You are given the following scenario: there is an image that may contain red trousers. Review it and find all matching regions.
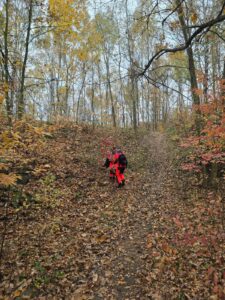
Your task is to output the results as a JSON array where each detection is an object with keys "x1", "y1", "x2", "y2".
[{"x1": 115, "y1": 167, "x2": 125, "y2": 184}]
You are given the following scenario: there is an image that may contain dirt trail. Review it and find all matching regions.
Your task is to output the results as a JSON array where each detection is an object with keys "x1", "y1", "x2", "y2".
[
  {"x1": 1, "y1": 128, "x2": 224, "y2": 299},
  {"x1": 66, "y1": 131, "x2": 178, "y2": 299}
]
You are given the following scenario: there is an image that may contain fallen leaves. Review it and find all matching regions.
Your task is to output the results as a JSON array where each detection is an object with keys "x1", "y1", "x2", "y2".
[
  {"x1": 146, "y1": 234, "x2": 153, "y2": 249},
  {"x1": 94, "y1": 234, "x2": 109, "y2": 244},
  {"x1": 0, "y1": 173, "x2": 21, "y2": 186},
  {"x1": 173, "y1": 216, "x2": 183, "y2": 228},
  {"x1": 1, "y1": 126, "x2": 224, "y2": 299}
]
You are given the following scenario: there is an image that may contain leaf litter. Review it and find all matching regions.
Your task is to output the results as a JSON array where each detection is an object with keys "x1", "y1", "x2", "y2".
[{"x1": 0, "y1": 126, "x2": 224, "y2": 299}]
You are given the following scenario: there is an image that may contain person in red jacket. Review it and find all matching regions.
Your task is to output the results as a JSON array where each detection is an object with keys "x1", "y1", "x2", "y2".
[
  {"x1": 103, "y1": 147, "x2": 116, "y2": 180},
  {"x1": 113, "y1": 147, "x2": 128, "y2": 188}
]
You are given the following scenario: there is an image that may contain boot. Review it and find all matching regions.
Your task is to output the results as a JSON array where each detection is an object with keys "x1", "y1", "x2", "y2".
[{"x1": 117, "y1": 182, "x2": 122, "y2": 188}]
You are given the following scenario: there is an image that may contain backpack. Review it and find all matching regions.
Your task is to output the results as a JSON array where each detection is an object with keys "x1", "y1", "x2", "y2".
[
  {"x1": 104, "y1": 158, "x2": 110, "y2": 168},
  {"x1": 118, "y1": 153, "x2": 128, "y2": 168}
]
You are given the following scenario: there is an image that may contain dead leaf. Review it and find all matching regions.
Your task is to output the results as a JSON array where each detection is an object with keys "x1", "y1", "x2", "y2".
[
  {"x1": 173, "y1": 217, "x2": 183, "y2": 228},
  {"x1": 13, "y1": 290, "x2": 22, "y2": 297},
  {"x1": 146, "y1": 234, "x2": 153, "y2": 249},
  {"x1": 92, "y1": 273, "x2": 98, "y2": 283},
  {"x1": 94, "y1": 235, "x2": 108, "y2": 243},
  {"x1": 161, "y1": 241, "x2": 173, "y2": 254}
]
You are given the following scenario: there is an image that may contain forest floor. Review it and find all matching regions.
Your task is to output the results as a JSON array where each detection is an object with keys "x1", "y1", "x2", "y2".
[{"x1": 0, "y1": 125, "x2": 224, "y2": 299}]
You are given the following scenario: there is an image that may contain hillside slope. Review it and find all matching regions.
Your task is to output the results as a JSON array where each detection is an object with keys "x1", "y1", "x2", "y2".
[{"x1": 0, "y1": 126, "x2": 224, "y2": 299}]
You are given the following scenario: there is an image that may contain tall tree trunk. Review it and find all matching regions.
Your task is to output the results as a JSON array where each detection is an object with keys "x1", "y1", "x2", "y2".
[
  {"x1": 76, "y1": 64, "x2": 86, "y2": 124},
  {"x1": 91, "y1": 64, "x2": 95, "y2": 127},
  {"x1": 152, "y1": 90, "x2": 157, "y2": 131},
  {"x1": 141, "y1": 79, "x2": 145, "y2": 123},
  {"x1": 221, "y1": 57, "x2": 225, "y2": 110},
  {"x1": 3, "y1": 0, "x2": 12, "y2": 123},
  {"x1": 125, "y1": 0, "x2": 137, "y2": 130},
  {"x1": 64, "y1": 55, "x2": 70, "y2": 116},
  {"x1": 162, "y1": 77, "x2": 169, "y2": 124},
  {"x1": 18, "y1": 0, "x2": 33, "y2": 119},
  {"x1": 104, "y1": 55, "x2": 116, "y2": 127},
  {"x1": 176, "y1": 0, "x2": 201, "y2": 133},
  {"x1": 178, "y1": 80, "x2": 184, "y2": 112},
  {"x1": 82, "y1": 82, "x2": 86, "y2": 122},
  {"x1": 136, "y1": 78, "x2": 139, "y2": 126},
  {"x1": 49, "y1": 65, "x2": 55, "y2": 119},
  {"x1": 105, "y1": 83, "x2": 109, "y2": 125},
  {"x1": 146, "y1": 90, "x2": 150, "y2": 128},
  {"x1": 56, "y1": 49, "x2": 62, "y2": 116},
  {"x1": 211, "y1": 41, "x2": 217, "y2": 99},
  {"x1": 97, "y1": 63, "x2": 103, "y2": 126},
  {"x1": 65, "y1": 71, "x2": 69, "y2": 116},
  {"x1": 203, "y1": 37, "x2": 209, "y2": 103},
  {"x1": 118, "y1": 43, "x2": 125, "y2": 128},
  {"x1": 131, "y1": 72, "x2": 137, "y2": 130}
]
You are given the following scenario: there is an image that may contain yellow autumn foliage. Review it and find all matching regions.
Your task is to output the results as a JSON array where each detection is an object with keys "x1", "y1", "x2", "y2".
[
  {"x1": 169, "y1": 51, "x2": 186, "y2": 61},
  {"x1": 49, "y1": 0, "x2": 87, "y2": 36},
  {"x1": 0, "y1": 173, "x2": 21, "y2": 187},
  {"x1": 0, "y1": 118, "x2": 51, "y2": 187},
  {"x1": 0, "y1": 95, "x2": 4, "y2": 105},
  {"x1": 191, "y1": 12, "x2": 198, "y2": 24}
]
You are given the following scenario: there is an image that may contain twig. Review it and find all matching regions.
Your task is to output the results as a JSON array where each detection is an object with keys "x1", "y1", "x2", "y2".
[
  {"x1": 162, "y1": 0, "x2": 185, "y2": 26},
  {"x1": 209, "y1": 29, "x2": 225, "y2": 43},
  {"x1": 143, "y1": 73, "x2": 192, "y2": 101}
]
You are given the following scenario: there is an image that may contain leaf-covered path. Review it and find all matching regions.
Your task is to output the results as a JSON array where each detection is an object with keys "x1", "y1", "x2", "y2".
[
  {"x1": 87, "y1": 132, "x2": 178, "y2": 300},
  {"x1": 1, "y1": 127, "x2": 224, "y2": 299}
]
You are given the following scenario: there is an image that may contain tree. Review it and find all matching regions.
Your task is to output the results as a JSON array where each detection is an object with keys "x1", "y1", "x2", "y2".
[{"x1": 18, "y1": 0, "x2": 33, "y2": 119}]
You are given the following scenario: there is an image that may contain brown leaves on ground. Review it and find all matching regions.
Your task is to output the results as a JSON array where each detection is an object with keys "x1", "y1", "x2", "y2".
[{"x1": 0, "y1": 125, "x2": 224, "y2": 299}]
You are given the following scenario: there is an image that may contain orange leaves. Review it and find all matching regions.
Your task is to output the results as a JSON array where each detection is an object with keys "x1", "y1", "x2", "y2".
[
  {"x1": 193, "y1": 88, "x2": 204, "y2": 96},
  {"x1": 191, "y1": 12, "x2": 198, "y2": 24},
  {"x1": 146, "y1": 234, "x2": 153, "y2": 249},
  {"x1": 0, "y1": 94, "x2": 4, "y2": 105},
  {"x1": 160, "y1": 241, "x2": 175, "y2": 255},
  {"x1": 0, "y1": 173, "x2": 21, "y2": 186},
  {"x1": 179, "y1": 97, "x2": 225, "y2": 174},
  {"x1": 219, "y1": 78, "x2": 225, "y2": 91}
]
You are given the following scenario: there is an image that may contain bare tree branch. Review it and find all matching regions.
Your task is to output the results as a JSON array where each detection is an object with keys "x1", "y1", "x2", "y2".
[
  {"x1": 162, "y1": 0, "x2": 185, "y2": 26},
  {"x1": 209, "y1": 29, "x2": 225, "y2": 43},
  {"x1": 146, "y1": 1, "x2": 159, "y2": 29},
  {"x1": 140, "y1": 8, "x2": 225, "y2": 76},
  {"x1": 144, "y1": 73, "x2": 192, "y2": 101}
]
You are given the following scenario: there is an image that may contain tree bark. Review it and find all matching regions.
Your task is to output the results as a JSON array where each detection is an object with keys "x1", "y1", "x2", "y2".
[
  {"x1": 125, "y1": 0, "x2": 137, "y2": 130},
  {"x1": 176, "y1": 0, "x2": 201, "y2": 133},
  {"x1": 76, "y1": 64, "x2": 86, "y2": 124},
  {"x1": 222, "y1": 57, "x2": 225, "y2": 109},
  {"x1": 3, "y1": 0, "x2": 12, "y2": 123},
  {"x1": 104, "y1": 54, "x2": 116, "y2": 127},
  {"x1": 91, "y1": 63, "x2": 95, "y2": 127},
  {"x1": 18, "y1": 0, "x2": 33, "y2": 119},
  {"x1": 118, "y1": 43, "x2": 126, "y2": 128},
  {"x1": 203, "y1": 37, "x2": 209, "y2": 103}
]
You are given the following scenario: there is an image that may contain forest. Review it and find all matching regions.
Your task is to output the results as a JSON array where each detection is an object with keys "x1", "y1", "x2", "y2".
[{"x1": 0, "y1": 0, "x2": 225, "y2": 299}]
